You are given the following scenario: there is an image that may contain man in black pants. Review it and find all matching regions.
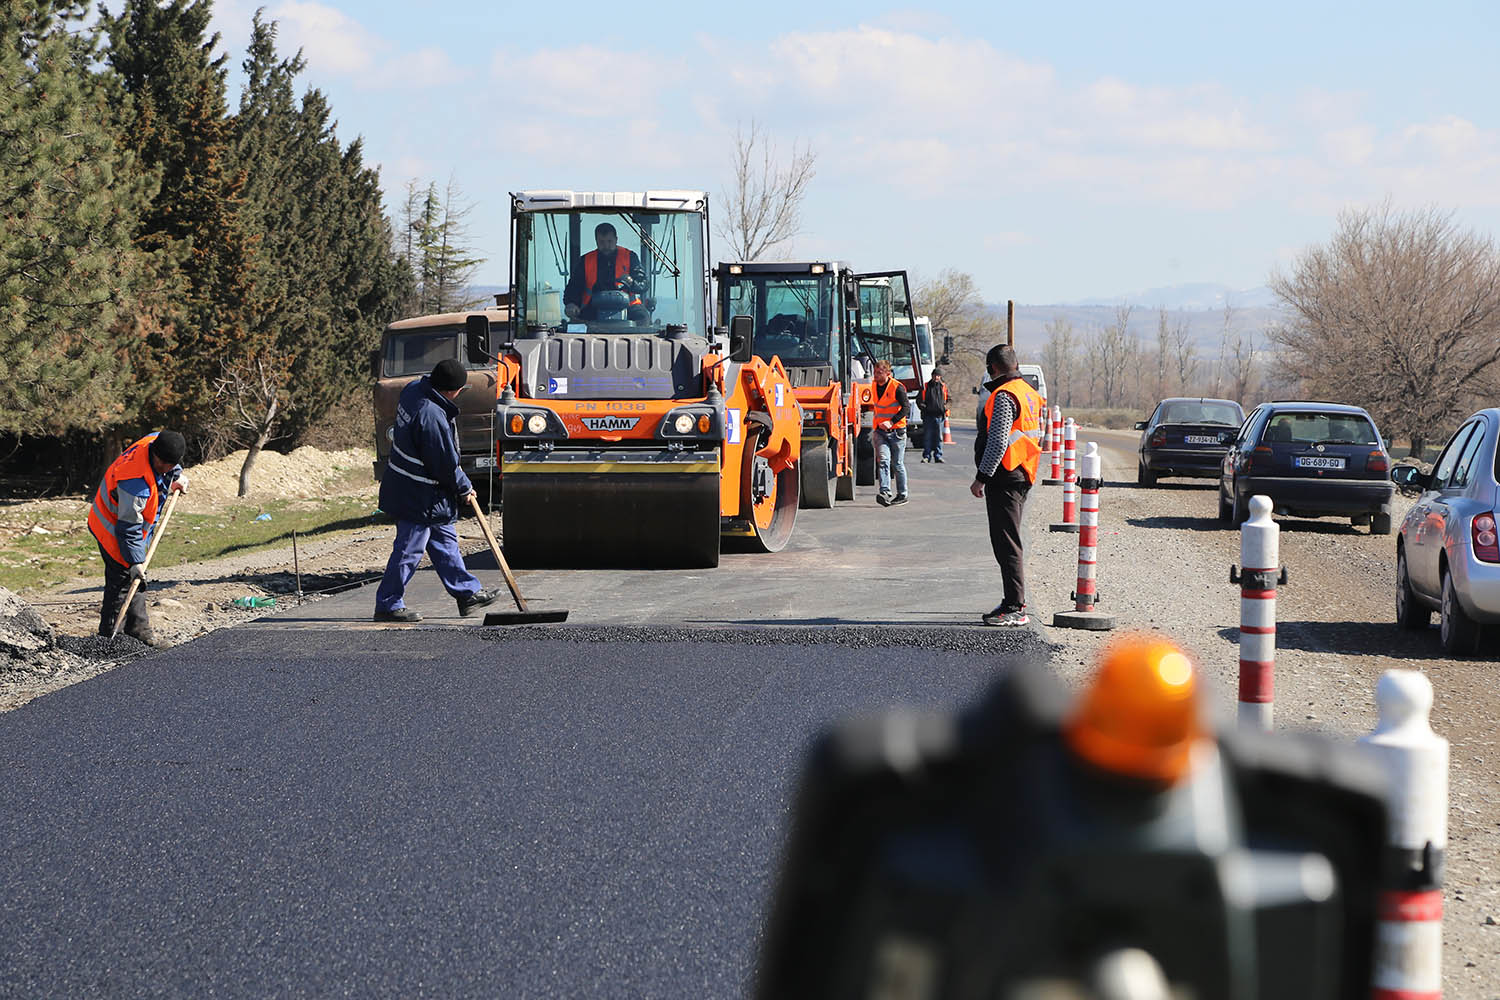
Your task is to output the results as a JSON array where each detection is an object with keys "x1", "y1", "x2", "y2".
[{"x1": 970, "y1": 344, "x2": 1045, "y2": 626}]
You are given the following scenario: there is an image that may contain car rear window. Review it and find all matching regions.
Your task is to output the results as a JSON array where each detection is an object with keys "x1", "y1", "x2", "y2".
[
  {"x1": 384, "y1": 328, "x2": 460, "y2": 377},
  {"x1": 1262, "y1": 412, "x2": 1378, "y2": 446},
  {"x1": 1161, "y1": 402, "x2": 1242, "y2": 425}
]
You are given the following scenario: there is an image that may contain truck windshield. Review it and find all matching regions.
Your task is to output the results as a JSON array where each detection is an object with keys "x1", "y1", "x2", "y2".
[
  {"x1": 517, "y1": 209, "x2": 706, "y2": 336},
  {"x1": 722, "y1": 273, "x2": 838, "y2": 369},
  {"x1": 383, "y1": 327, "x2": 459, "y2": 377},
  {"x1": 854, "y1": 275, "x2": 917, "y2": 376}
]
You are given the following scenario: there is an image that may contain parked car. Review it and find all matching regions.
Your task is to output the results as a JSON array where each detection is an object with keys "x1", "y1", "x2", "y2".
[
  {"x1": 1218, "y1": 401, "x2": 1394, "y2": 532},
  {"x1": 1392, "y1": 408, "x2": 1500, "y2": 653},
  {"x1": 1134, "y1": 397, "x2": 1244, "y2": 486}
]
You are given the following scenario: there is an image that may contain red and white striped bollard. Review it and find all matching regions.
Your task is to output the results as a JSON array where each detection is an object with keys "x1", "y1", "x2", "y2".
[
  {"x1": 1049, "y1": 418, "x2": 1078, "y2": 532},
  {"x1": 1232, "y1": 495, "x2": 1282, "y2": 730},
  {"x1": 1043, "y1": 406, "x2": 1063, "y2": 485},
  {"x1": 1053, "y1": 441, "x2": 1114, "y2": 629},
  {"x1": 1361, "y1": 670, "x2": 1447, "y2": 1000}
]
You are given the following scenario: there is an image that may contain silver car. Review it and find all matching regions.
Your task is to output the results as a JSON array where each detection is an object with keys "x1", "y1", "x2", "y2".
[{"x1": 1393, "y1": 408, "x2": 1500, "y2": 653}]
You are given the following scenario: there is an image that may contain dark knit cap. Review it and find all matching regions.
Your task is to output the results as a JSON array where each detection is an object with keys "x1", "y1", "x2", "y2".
[
  {"x1": 430, "y1": 359, "x2": 467, "y2": 391},
  {"x1": 149, "y1": 430, "x2": 186, "y2": 466}
]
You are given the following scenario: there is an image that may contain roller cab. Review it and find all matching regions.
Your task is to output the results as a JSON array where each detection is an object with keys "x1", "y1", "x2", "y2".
[
  {"x1": 716, "y1": 262, "x2": 923, "y2": 502},
  {"x1": 492, "y1": 190, "x2": 802, "y2": 568}
]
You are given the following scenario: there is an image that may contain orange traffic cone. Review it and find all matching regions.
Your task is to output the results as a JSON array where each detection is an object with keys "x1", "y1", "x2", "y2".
[{"x1": 942, "y1": 418, "x2": 954, "y2": 444}]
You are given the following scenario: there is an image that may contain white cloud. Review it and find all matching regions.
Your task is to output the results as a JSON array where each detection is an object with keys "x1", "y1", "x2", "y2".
[{"x1": 266, "y1": 1, "x2": 384, "y2": 76}]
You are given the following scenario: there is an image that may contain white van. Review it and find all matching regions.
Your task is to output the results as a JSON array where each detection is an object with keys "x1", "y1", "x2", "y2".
[{"x1": 1017, "y1": 364, "x2": 1048, "y2": 410}]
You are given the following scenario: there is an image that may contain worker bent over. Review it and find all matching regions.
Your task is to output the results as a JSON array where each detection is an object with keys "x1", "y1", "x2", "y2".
[
  {"x1": 374, "y1": 359, "x2": 497, "y2": 623},
  {"x1": 87, "y1": 430, "x2": 188, "y2": 647}
]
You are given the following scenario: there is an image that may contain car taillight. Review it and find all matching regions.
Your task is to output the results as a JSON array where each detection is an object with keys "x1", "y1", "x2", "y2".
[
  {"x1": 1365, "y1": 451, "x2": 1389, "y2": 475},
  {"x1": 1249, "y1": 445, "x2": 1274, "y2": 471},
  {"x1": 1149, "y1": 429, "x2": 1167, "y2": 448},
  {"x1": 1473, "y1": 513, "x2": 1499, "y2": 563}
]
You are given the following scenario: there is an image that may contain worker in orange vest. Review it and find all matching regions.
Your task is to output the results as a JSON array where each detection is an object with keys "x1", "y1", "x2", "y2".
[
  {"x1": 86, "y1": 430, "x2": 188, "y2": 646},
  {"x1": 970, "y1": 345, "x2": 1044, "y2": 627},
  {"x1": 564, "y1": 222, "x2": 648, "y2": 323},
  {"x1": 871, "y1": 360, "x2": 911, "y2": 506}
]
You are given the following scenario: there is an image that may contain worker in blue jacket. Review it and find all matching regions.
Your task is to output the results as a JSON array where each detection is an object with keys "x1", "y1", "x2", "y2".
[{"x1": 374, "y1": 359, "x2": 496, "y2": 622}]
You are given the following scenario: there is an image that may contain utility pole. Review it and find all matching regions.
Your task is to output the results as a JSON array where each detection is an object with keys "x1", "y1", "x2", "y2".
[{"x1": 1007, "y1": 300, "x2": 1014, "y2": 346}]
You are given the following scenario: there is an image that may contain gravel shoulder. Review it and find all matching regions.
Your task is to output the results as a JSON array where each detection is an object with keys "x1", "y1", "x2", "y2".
[{"x1": 1028, "y1": 427, "x2": 1499, "y2": 996}]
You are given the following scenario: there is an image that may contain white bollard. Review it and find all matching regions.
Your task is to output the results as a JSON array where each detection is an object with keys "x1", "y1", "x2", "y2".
[
  {"x1": 1043, "y1": 407, "x2": 1063, "y2": 485},
  {"x1": 1053, "y1": 442, "x2": 1114, "y2": 630},
  {"x1": 1361, "y1": 671, "x2": 1448, "y2": 1000},
  {"x1": 1049, "y1": 418, "x2": 1079, "y2": 532},
  {"x1": 1233, "y1": 495, "x2": 1281, "y2": 730}
]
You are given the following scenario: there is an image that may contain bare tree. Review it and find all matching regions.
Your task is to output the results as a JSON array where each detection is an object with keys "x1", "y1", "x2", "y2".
[
  {"x1": 1041, "y1": 316, "x2": 1076, "y2": 407},
  {"x1": 214, "y1": 355, "x2": 287, "y2": 497},
  {"x1": 717, "y1": 120, "x2": 817, "y2": 261},
  {"x1": 1172, "y1": 320, "x2": 1200, "y2": 395},
  {"x1": 1227, "y1": 329, "x2": 1258, "y2": 405},
  {"x1": 1269, "y1": 202, "x2": 1500, "y2": 455},
  {"x1": 1094, "y1": 305, "x2": 1134, "y2": 407}
]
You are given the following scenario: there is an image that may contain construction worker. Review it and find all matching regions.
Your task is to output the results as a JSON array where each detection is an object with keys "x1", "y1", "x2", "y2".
[
  {"x1": 970, "y1": 345, "x2": 1044, "y2": 627},
  {"x1": 87, "y1": 430, "x2": 188, "y2": 647},
  {"x1": 919, "y1": 368, "x2": 949, "y2": 463},
  {"x1": 871, "y1": 359, "x2": 910, "y2": 506},
  {"x1": 374, "y1": 359, "x2": 497, "y2": 623},
  {"x1": 564, "y1": 222, "x2": 648, "y2": 322}
]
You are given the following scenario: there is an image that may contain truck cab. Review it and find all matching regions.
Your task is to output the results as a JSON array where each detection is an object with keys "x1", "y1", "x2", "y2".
[{"x1": 371, "y1": 303, "x2": 510, "y2": 485}]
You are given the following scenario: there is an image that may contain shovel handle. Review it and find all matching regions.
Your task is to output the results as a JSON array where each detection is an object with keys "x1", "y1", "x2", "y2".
[
  {"x1": 110, "y1": 490, "x2": 181, "y2": 639},
  {"x1": 470, "y1": 495, "x2": 528, "y2": 613}
]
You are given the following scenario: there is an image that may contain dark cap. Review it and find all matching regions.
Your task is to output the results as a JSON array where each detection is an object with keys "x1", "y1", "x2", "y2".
[
  {"x1": 430, "y1": 359, "x2": 467, "y2": 391},
  {"x1": 148, "y1": 430, "x2": 186, "y2": 466},
  {"x1": 932, "y1": 368, "x2": 943, "y2": 378}
]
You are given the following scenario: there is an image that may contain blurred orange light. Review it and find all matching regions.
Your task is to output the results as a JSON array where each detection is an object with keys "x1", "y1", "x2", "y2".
[
  {"x1": 1064, "y1": 634, "x2": 1205, "y2": 784},
  {"x1": 698, "y1": 414, "x2": 711, "y2": 433},
  {"x1": 509, "y1": 414, "x2": 523, "y2": 434}
]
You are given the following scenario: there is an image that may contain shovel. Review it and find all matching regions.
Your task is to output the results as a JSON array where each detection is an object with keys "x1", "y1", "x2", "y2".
[
  {"x1": 109, "y1": 490, "x2": 181, "y2": 640},
  {"x1": 469, "y1": 495, "x2": 569, "y2": 625}
]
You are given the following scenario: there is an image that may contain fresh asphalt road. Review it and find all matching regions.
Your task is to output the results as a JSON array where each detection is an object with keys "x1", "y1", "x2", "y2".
[{"x1": 0, "y1": 426, "x2": 1051, "y2": 998}]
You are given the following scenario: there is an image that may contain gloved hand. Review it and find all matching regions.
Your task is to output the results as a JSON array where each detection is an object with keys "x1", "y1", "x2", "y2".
[
  {"x1": 463, "y1": 489, "x2": 478, "y2": 508},
  {"x1": 128, "y1": 563, "x2": 148, "y2": 584},
  {"x1": 170, "y1": 472, "x2": 189, "y2": 495}
]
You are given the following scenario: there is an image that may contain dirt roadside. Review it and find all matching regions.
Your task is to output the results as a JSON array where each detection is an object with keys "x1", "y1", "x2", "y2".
[{"x1": 0, "y1": 445, "x2": 498, "y2": 712}]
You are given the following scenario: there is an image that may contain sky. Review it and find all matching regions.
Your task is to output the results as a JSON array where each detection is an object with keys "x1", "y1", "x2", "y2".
[{"x1": 205, "y1": 0, "x2": 1500, "y2": 306}]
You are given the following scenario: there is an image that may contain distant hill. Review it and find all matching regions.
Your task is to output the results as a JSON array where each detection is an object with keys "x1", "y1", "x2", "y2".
[{"x1": 1061, "y1": 283, "x2": 1279, "y2": 311}]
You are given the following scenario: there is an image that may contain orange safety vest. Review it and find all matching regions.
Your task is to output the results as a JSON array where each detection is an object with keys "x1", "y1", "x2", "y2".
[
  {"x1": 872, "y1": 378, "x2": 907, "y2": 430},
  {"x1": 88, "y1": 433, "x2": 163, "y2": 566},
  {"x1": 984, "y1": 377, "x2": 1045, "y2": 483},
  {"x1": 581, "y1": 249, "x2": 641, "y2": 308}
]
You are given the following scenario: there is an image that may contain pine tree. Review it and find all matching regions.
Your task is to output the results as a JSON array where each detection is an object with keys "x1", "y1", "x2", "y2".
[
  {"x1": 0, "y1": 1, "x2": 156, "y2": 443},
  {"x1": 100, "y1": 0, "x2": 254, "y2": 443},
  {"x1": 397, "y1": 177, "x2": 484, "y2": 316}
]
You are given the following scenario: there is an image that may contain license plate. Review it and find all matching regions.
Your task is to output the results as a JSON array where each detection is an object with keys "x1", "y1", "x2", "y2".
[
  {"x1": 473, "y1": 456, "x2": 495, "y2": 469},
  {"x1": 1295, "y1": 456, "x2": 1345, "y2": 470},
  {"x1": 1185, "y1": 435, "x2": 1219, "y2": 444}
]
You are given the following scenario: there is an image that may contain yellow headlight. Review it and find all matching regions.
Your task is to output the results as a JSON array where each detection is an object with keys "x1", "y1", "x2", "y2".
[
  {"x1": 674, "y1": 414, "x2": 694, "y2": 434},
  {"x1": 527, "y1": 413, "x2": 547, "y2": 434}
]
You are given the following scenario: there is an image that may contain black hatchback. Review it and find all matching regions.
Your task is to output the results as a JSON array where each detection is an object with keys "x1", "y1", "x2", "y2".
[
  {"x1": 1135, "y1": 397, "x2": 1244, "y2": 485},
  {"x1": 1218, "y1": 401, "x2": 1395, "y2": 533}
]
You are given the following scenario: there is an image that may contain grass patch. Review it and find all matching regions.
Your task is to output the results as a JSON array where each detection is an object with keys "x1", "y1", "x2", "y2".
[
  {"x1": 2, "y1": 496, "x2": 386, "y2": 595},
  {"x1": 1063, "y1": 407, "x2": 1142, "y2": 430}
]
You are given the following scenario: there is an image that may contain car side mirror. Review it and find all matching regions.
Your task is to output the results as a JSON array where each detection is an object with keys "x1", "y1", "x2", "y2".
[
  {"x1": 465, "y1": 314, "x2": 491, "y2": 364},
  {"x1": 1134, "y1": 421, "x2": 1147, "y2": 430},
  {"x1": 1391, "y1": 465, "x2": 1429, "y2": 491},
  {"x1": 729, "y1": 314, "x2": 754, "y2": 362},
  {"x1": 370, "y1": 348, "x2": 382, "y2": 379}
]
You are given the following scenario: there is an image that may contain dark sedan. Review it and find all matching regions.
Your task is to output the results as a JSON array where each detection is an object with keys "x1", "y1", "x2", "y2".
[
  {"x1": 1219, "y1": 401, "x2": 1394, "y2": 533},
  {"x1": 1135, "y1": 397, "x2": 1244, "y2": 485}
]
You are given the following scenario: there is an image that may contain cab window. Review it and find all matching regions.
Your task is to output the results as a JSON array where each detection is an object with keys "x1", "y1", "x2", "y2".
[{"x1": 384, "y1": 328, "x2": 459, "y2": 377}]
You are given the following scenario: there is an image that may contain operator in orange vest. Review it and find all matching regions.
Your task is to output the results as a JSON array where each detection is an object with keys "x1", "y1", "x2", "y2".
[
  {"x1": 871, "y1": 359, "x2": 911, "y2": 506},
  {"x1": 970, "y1": 345, "x2": 1044, "y2": 627},
  {"x1": 564, "y1": 222, "x2": 648, "y2": 323},
  {"x1": 87, "y1": 430, "x2": 188, "y2": 646}
]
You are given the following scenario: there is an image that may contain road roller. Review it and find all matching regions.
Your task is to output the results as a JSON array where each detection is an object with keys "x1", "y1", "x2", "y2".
[
  {"x1": 469, "y1": 190, "x2": 803, "y2": 568},
  {"x1": 714, "y1": 262, "x2": 924, "y2": 507}
]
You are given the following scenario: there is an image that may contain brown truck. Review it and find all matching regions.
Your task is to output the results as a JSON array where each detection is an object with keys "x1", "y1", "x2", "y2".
[{"x1": 371, "y1": 303, "x2": 510, "y2": 490}]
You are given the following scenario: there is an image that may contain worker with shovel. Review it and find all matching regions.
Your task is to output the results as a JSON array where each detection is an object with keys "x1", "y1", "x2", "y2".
[
  {"x1": 87, "y1": 430, "x2": 188, "y2": 648},
  {"x1": 374, "y1": 359, "x2": 498, "y2": 623}
]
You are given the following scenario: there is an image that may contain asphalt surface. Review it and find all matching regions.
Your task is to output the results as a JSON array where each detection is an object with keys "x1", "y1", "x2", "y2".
[{"x1": 0, "y1": 425, "x2": 1054, "y2": 998}]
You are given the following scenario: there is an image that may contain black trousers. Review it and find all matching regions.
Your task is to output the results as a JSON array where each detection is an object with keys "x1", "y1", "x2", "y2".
[
  {"x1": 97, "y1": 542, "x2": 150, "y2": 640},
  {"x1": 983, "y1": 468, "x2": 1031, "y2": 610}
]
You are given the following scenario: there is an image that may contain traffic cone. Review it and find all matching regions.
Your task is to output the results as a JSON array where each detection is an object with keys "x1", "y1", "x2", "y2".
[{"x1": 942, "y1": 418, "x2": 953, "y2": 444}]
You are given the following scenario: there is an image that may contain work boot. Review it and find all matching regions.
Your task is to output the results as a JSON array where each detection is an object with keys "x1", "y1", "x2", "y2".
[
  {"x1": 876, "y1": 492, "x2": 893, "y2": 507},
  {"x1": 457, "y1": 589, "x2": 499, "y2": 616},
  {"x1": 889, "y1": 494, "x2": 908, "y2": 506},
  {"x1": 373, "y1": 607, "x2": 422, "y2": 623},
  {"x1": 128, "y1": 630, "x2": 172, "y2": 650}
]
